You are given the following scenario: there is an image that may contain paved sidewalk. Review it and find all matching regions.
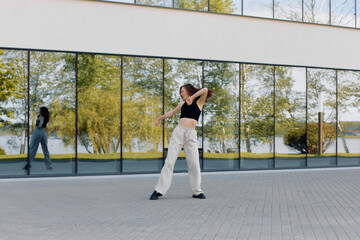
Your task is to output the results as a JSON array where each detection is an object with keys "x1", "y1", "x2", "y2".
[{"x1": 1, "y1": 168, "x2": 360, "y2": 240}]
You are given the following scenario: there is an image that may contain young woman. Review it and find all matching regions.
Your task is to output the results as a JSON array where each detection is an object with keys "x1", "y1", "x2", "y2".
[
  {"x1": 23, "y1": 107, "x2": 52, "y2": 170},
  {"x1": 150, "y1": 84, "x2": 213, "y2": 200}
]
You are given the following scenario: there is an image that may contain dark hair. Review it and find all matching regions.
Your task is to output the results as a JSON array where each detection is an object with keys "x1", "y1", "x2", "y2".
[
  {"x1": 180, "y1": 84, "x2": 214, "y2": 102},
  {"x1": 40, "y1": 107, "x2": 50, "y2": 120}
]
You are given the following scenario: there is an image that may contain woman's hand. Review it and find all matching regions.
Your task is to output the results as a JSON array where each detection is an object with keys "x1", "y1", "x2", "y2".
[
  {"x1": 186, "y1": 97, "x2": 193, "y2": 105},
  {"x1": 155, "y1": 118, "x2": 161, "y2": 127}
]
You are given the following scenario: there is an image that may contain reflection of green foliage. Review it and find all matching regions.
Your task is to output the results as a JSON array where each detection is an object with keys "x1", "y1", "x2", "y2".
[
  {"x1": 123, "y1": 57, "x2": 163, "y2": 153},
  {"x1": 210, "y1": 0, "x2": 235, "y2": 13},
  {"x1": 0, "y1": 50, "x2": 23, "y2": 126},
  {"x1": 174, "y1": 0, "x2": 234, "y2": 12},
  {"x1": 175, "y1": 0, "x2": 208, "y2": 10},
  {"x1": 77, "y1": 54, "x2": 121, "y2": 154},
  {"x1": 204, "y1": 62, "x2": 238, "y2": 153},
  {"x1": 241, "y1": 65, "x2": 275, "y2": 152},
  {"x1": 284, "y1": 123, "x2": 336, "y2": 154},
  {"x1": 0, "y1": 147, "x2": 5, "y2": 155}
]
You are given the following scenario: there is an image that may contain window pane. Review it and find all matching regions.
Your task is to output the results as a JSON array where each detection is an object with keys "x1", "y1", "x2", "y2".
[
  {"x1": 174, "y1": 0, "x2": 209, "y2": 11},
  {"x1": 122, "y1": 57, "x2": 163, "y2": 173},
  {"x1": 0, "y1": 50, "x2": 28, "y2": 176},
  {"x1": 304, "y1": 0, "x2": 330, "y2": 24},
  {"x1": 331, "y1": 0, "x2": 355, "y2": 27},
  {"x1": 337, "y1": 71, "x2": 360, "y2": 166},
  {"x1": 275, "y1": 67, "x2": 306, "y2": 168},
  {"x1": 164, "y1": 59, "x2": 203, "y2": 172},
  {"x1": 243, "y1": 0, "x2": 273, "y2": 18},
  {"x1": 137, "y1": 0, "x2": 173, "y2": 7},
  {"x1": 203, "y1": 62, "x2": 239, "y2": 170},
  {"x1": 29, "y1": 51, "x2": 76, "y2": 175},
  {"x1": 307, "y1": 69, "x2": 336, "y2": 167},
  {"x1": 240, "y1": 64, "x2": 274, "y2": 169},
  {"x1": 77, "y1": 54, "x2": 121, "y2": 174},
  {"x1": 210, "y1": 0, "x2": 242, "y2": 14},
  {"x1": 357, "y1": 0, "x2": 360, "y2": 28},
  {"x1": 275, "y1": 0, "x2": 302, "y2": 21},
  {"x1": 101, "y1": 0, "x2": 134, "y2": 3}
]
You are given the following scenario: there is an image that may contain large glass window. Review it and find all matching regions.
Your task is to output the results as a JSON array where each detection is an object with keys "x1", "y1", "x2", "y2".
[
  {"x1": 174, "y1": 0, "x2": 209, "y2": 11},
  {"x1": 337, "y1": 70, "x2": 360, "y2": 166},
  {"x1": 240, "y1": 64, "x2": 274, "y2": 169},
  {"x1": 164, "y1": 59, "x2": 203, "y2": 172},
  {"x1": 0, "y1": 50, "x2": 28, "y2": 176},
  {"x1": 210, "y1": 0, "x2": 241, "y2": 14},
  {"x1": 203, "y1": 62, "x2": 239, "y2": 170},
  {"x1": 307, "y1": 68, "x2": 336, "y2": 167},
  {"x1": 29, "y1": 51, "x2": 76, "y2": 175},
  {"x1": 274, "y1": 0, "x2": 303, "y2": 21},
  {"x1": 122, "y1": 57, "x2": 163, "y2": 173},
  {"x1": 243, "y1": 0, "x2": 273, "y2": 18},
  {"x1": 77, "y1": 54, "x2": 121, "y2": 174},
  {"x1": 275, "y1": 67, "x2": 307, "y2": 168},
  {"x1": 331, "y1": 0, "x2": 355, "y2": 27},
  {"x1": 304, "y1": 0, "x2": 330, "y2": 24}
]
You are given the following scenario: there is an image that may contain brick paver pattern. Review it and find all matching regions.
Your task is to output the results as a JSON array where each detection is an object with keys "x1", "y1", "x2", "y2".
[{"x1": 1, "y1": 167, "x2": 360, "y2": 240}]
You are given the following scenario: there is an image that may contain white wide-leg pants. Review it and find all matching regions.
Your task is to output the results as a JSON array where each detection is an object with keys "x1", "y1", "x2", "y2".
[{"x1": 155, "y1": 125, "x2": 203, "y2": 196}]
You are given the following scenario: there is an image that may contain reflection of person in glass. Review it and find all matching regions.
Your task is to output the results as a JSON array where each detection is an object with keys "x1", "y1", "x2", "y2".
[
  {"x1": 23, "y1": 107, "x2": 52, "y2": 170},
  {"x1": 150, "y1": 84, "x2": 213, "y2": 200}
]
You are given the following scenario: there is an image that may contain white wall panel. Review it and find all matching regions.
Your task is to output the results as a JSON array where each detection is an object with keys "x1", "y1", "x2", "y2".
[{"x1": 0, "y1": 0, "x2": 359, "y2": 70}]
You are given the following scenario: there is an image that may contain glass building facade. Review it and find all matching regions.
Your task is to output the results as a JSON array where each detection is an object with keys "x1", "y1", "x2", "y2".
[
  {"x1": 0, "y1": 48, "x2": 359, "y2": 177},
  {"x1": 102, "y1": 0, "x2": 360, "y2": 28}
]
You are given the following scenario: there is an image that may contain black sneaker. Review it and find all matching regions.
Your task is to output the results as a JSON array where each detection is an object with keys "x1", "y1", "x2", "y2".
[
  {"x1": 192, "y1": 193, "x2": 206, "y2": 199},
  {"x1": 149, "y1": 191, "x2": 162, "y2": 200},
  {"x1": 23, "y1": 164, "x2": 31, "y2": 170}
]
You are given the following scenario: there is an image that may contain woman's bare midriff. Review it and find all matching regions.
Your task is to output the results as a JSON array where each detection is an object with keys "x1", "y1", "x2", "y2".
[{"x1": 179, "y1": 118, "x2": 197, "y2": 128}]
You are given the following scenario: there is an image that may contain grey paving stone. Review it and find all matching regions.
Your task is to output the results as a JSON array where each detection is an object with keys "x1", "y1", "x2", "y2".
[{"x1": 1, "y1": 167, "x2": 360, "y2": 240}]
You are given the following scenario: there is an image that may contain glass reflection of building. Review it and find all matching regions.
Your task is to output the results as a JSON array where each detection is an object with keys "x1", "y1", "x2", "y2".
[{"x1": 0, "y1": 0, "x2": 359, "y2": 178}]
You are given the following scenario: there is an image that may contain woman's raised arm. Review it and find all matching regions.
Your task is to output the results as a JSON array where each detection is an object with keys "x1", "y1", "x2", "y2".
[{"x1": 155, "y1": 101, "x2": 184, "y2": 127}]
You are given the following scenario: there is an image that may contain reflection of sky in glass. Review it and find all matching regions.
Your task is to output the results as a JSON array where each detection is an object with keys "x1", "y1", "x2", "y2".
[
  {"x1": 331, "y1": 0, "x2": 355, "y2": 27},
  {"x1": 243, "y1": 0, "x2": 273, "y2": 18},
  {"x1": 275, "y1": 0, "x2": 302, "y2": 21},
  {"x1": 304, "y1": 0, "x2": 330, "y2": 24}
]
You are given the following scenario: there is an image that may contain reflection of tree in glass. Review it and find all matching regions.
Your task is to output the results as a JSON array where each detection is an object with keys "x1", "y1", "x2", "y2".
[
  {"x1": 0, "y1": 50, "x2": 28, "y2": 154},
  {"x1": 337, "y1": 71, "x2": 360, "y2": 153},
  {"x1": 204, "y1": 62, "x2": 238, "y2": 153},
  {"x1": 137, "y1": 0, "x2": 172, "y2": 7},
  {"x1": 274, "y1": 0, "x2": 302, "y2": 21},
  {"x1": 304, "y1": 0, "x2": 330, "y2": 24},
  {"x1": 241, "y1": 64, "x2": 275, "y2": 153},
  {"x1": 331, "y1": 0, "x2": 355, "y2": 27},
  {"x1": 285, "y1": 122, "x2": 336, "y2": 154},
  {"x1": 30, "y1": 52, "x2": 76, "y2": 154},
  {"x1": 77, "y1": 54, "x2": 120, "y2": 154},
  {"x1": 307, "y1": 69, "x2": 336, "y2": 124},
  {"x1": 123, "y1": 57, "x2": 163, "y2": 153},
  {"x1": 175, "y1": 0, "x2": 209, "y2": 10},
  {"x1": 275, "y1": 66, "x2": 306, "y2": 143},
  {"x1": 210, "y1": 0, "x2": 235, "y2": 13}
]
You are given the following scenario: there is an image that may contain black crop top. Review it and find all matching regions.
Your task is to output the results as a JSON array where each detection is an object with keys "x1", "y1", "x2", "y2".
[{"x1": 180, "y1": 101, "x2": 201, "y2": 121}]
